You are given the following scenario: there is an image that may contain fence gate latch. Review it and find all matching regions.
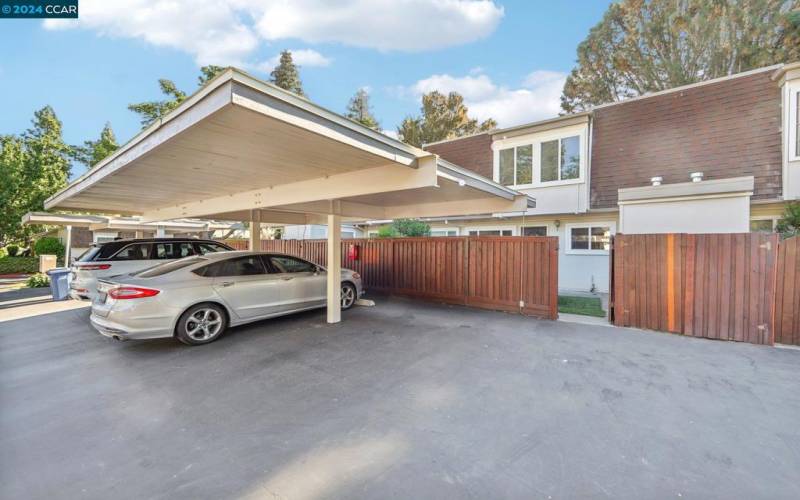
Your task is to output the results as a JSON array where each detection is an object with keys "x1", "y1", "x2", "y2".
[{"x1": 759, "y1": 241, "x2": 772, "y2": 251}]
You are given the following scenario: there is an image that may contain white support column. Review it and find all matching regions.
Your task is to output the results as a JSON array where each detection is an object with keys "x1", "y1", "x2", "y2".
[
  {"x1": 326, "y1": 212, "x2": 342, "y2": 324},
  {"x1": 155, "y1": 226, "x2": 166, "y2": 237},
  {"x1": 249, "y1": 209, "x2": 262, "y2": 251},
  {"x1": 64, "y1": 225, "x2": 72, "y2": 266},
  {"x1": 135, "y1": 230, "x2": 145, "y2": 238}
]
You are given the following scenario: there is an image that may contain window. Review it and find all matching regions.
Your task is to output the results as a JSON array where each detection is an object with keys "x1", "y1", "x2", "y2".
[
  {"x1": 522, "y1": 226, "x2": 547, "y2": 236},
  {"x1": 195, "y1": 242, "x2": 229, "y2": 255},
  {"x1": 136, "y1": 257, "x2": 205, "y2": 278},
  {"x1": 498, "y1": 144, "x2": 533, "y2": 186},
  {"x1": 268, "y1": 255, "x2": 317, "y2": 273},
  {"x1": 567, "y1": 224, "x2": 613, "y2": 254},
  {"x1": 430, "y1": 229, "x2": 458, "y2": 237},
  {"x1": 750, "y1": 219, "x2": 776, "y2": 233},
  {"x1": 541, "y1": 135, "x2": 580, "y2": 183},
  {"x1": 468, "y1": 229, "x2": 513, "y2": 236},
  {"x1": 111, "y1": 243, "x2": 151, "y2": 261},
  {"x1": 198, "y1": 256, "x2": 265, "y2": 277},
  {"x1": 153, "y1": 242, "x2": 197, "y2": 260}
]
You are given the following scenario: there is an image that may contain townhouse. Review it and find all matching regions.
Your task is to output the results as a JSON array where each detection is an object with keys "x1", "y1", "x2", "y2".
[{"x1": 400, "y1": 62, "x2": 800, "y2": 293}]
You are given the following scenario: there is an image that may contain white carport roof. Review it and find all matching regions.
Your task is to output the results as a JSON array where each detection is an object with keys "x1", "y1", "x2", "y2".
[
  {"x1": 21, "y1": 212, "x2": 233, "y2": 232},
  {"x1": 45, "y1": 68, "x2": 533, "y2": 223}
]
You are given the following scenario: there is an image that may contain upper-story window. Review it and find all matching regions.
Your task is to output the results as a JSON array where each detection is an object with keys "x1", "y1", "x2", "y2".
[
  {"x1": 498, "y1": 145, "x2": 532, "y2": 186},
  {"x1": 541, "y1": 136, "x2": 580, "y2": 182},
  {"x1": 494, "y1": 126, "x2": 584, "y2": 188}
]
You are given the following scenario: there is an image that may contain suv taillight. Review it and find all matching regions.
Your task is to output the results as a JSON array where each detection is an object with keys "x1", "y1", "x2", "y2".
[
  {"x1": 77, "y1": 263, "x2": 112, "y2": 271},
  {"x1": 108, "y1": 287, "x2": 160, "y2": 300}
]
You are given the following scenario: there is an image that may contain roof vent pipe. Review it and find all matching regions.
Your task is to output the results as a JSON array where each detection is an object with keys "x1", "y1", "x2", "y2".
[
  {"x1": 650, "y1": 176, "x2": 663, "y2": 186},
  {"x1": 690, "y1": 172, "x2": 704, "y2": 183}
]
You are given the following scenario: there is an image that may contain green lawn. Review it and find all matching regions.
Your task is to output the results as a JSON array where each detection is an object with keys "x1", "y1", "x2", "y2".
[{"x1": 558, "y1": 295, "x2": 606, "y2": 317}]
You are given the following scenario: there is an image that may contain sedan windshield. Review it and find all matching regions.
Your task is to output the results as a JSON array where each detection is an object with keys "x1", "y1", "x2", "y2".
[{"x1": 134, "y1": 257, "x2": 206, "y2": 278}]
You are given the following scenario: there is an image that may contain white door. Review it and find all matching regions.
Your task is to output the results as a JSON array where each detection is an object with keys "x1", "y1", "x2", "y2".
[
  {"x1": 211, "y1": 255, "x2": 283, "y2": 320},
  {"x1": 266, "y1": 255, "x2": 326, "y2": 309}
]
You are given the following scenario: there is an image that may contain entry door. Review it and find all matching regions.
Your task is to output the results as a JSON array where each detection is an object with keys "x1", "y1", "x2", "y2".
[
  {"x1": 211, "y1": 255, "x2": 283, "y2": 319},
  {"x1": 265, "y1": 255, "x2": 327, "y2": 310}
]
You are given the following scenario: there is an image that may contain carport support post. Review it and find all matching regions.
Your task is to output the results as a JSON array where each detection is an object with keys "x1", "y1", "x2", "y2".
[
  {"x1": 327, "y1": 210, "x2": 342, "y2": 324},
  {"x1": 249, "y1": 209, "x2": 261, "y2": 251},
  {"x1": 64, "y1": 225, "x2": 72, "y2": 266}
]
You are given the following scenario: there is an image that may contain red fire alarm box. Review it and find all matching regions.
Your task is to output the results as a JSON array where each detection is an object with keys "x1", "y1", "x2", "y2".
[{"x1": 347, "y1": 243, "x2": 359, "y2": 261}]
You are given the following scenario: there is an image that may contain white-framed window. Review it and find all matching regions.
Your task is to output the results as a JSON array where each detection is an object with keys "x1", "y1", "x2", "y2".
[
  {"x1": 498, "y1": 144, "x2": 533, "y2": 186},
  {"x1": 750, "y1": 217, "x2": 778, "y2": 233},
  {"x1": 565, "y1": 223, "x2": 615, "y2": 255},
  {"x1": 93, "y1": 232, "x2": 118, "y2": 244},
  {"x1": 341, "y1": 231, "x2": 356, "y2": 239},
  {"x1": 466, "y1": 226, "x2": 515, "y2": 236},
  {"x1": 430, "y1": 229, "x2": 458, "y2": 237},
  {"x1": 521, "y1": 225, "x2": 548, "y2": 236},
  {"x1": 493, "y1": 124, "x2": 586, "y2": 188},
  {"x1": 367, "y1": 230, "x2": 379, "y2": 238},
  {"x1": 787, "y1": 81, "x2": 800, "y2": 162}
]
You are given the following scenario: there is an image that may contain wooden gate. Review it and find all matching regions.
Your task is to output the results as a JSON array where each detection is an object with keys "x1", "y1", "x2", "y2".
[
  {"x1": 609, "y1": 233, "x2": 778, "y2": 345},
  {"x1": 775, "y1": 235, "x2": 800, "y2": 345},
  {"x1": 225, "y1": 237, "x2": 559, "y2": 319}
]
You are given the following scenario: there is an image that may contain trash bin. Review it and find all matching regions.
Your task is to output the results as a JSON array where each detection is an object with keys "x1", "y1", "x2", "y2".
[{"x1": 46, "y1": 267, "x2": 72, "y2": 301}]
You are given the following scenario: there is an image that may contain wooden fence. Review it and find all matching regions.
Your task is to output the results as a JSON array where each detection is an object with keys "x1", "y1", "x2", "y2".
[
  {"x1": 775, "y1": 235, "x2": 800, "y2": 345},
  {"x1": 223, "y1": 237, "x2": 559, "y2": 319},
  {"x1": 610, "y1": 233, "x2": 779, "y2": 345}
]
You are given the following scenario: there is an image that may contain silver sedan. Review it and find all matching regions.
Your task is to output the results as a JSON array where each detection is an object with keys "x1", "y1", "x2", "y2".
[{"x1": 90, "y1": 251, "x2": 364, "y2": 345}]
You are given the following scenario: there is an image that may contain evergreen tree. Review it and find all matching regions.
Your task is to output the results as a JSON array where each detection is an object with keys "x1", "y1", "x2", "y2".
[
  {"x1": 345, "y1": 88, "x2": 380, "y2": 130},
  {"x1": 561, "y1": 0, "x2": 800, "y2": 113},
  {"x1": 129, "y1": 65, "x2": 227, "y2": 128},
  {"x1": 198, "y1": 65, "x2": 225, "y2": 85},
  {"x1": 0, "y1": 106, "x2": 72, "y2": 243},
  {"x1": 397, "y1": 91, "x2": 496, "y2": 147},
  {"x1": 73, "y1": 123, "x2": 118, "y2": 167},
  {"x1": 270, "y1": 50, "x2": 305, "y2": 96}
]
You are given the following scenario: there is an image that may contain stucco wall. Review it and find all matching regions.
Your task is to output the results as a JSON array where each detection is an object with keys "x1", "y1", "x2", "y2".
[{"x1": 620, "y1": 196, "x2": 750, "y2": 234}]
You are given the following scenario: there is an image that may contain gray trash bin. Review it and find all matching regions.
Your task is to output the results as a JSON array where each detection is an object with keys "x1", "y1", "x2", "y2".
[{"x1": 46, "y1": 267, "x2": 72, "y2": 301}]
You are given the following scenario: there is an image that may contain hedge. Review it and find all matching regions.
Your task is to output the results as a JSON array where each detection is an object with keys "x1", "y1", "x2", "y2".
[{"x1": 0, "y1": 257, "x2": 40, "y2": 274}]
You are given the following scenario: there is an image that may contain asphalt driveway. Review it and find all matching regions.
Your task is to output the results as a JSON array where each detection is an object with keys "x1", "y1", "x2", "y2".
[{"x1": 2, "y1": 294, "x2": 800, "y2": 499}]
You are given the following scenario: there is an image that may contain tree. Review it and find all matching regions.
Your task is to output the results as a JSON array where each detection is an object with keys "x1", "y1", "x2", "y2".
[
  {"x1": 73, "y1": 122, "x2": 118, "y2": 168},
  {"x1": 397, "y1": 91, "x2": 497, "y2": 147},
  {"x1": 776, "y1": 202, "x2": 800, "y2": 238},
  {"x1": 129, "y1": 65, "x2": 227, "y2": 127},
  {"x1": 198, "y1": 65, "x2": 225, "y2": 85},
  {"x1": 377, "y1": 219, "x2": 431, "y2": 237},
  {"x1": 345, "y1": 88, "x2": 380, "y2": 129},
  {"x1": 561, "y1": 0, "x2": 800, "y2": 113},
  {"x1": 0, "y1": 106, "x2": 72, "y2": 244},
  {"x1": 270, "y1": 50, "x2": 305, "y2": 96}
]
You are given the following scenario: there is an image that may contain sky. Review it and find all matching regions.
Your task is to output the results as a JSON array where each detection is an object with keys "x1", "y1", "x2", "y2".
[{"x1": 0, "y1": 0, "x2": 612, "y2": 179}]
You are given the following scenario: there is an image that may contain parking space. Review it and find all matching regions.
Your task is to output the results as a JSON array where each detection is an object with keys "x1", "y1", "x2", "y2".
[{"x1": 2, "y1": 295, "x2": 800, "y2": 499}]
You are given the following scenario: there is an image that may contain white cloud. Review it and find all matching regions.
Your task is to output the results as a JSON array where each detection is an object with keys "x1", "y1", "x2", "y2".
[
  {"x1": 43, "y1": 0, "x2": 258, "y2": 65},
  {"x1": 43, "y1": 0, "x2": 503, "y2": 65},
  {"x1": 251, "y1": 0, "x2": 504, "y2": 52},
  {"x1": 258, "y1": 49, "x2": 333, "y2": 73},
  {"x1": 407, "y1": 69, "x2": 567, "y2": 127}
]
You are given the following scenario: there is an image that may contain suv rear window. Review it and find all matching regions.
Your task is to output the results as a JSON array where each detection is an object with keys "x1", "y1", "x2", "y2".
[{"x1": 153, "y1": 242, "x2": 197, "y2": 260}]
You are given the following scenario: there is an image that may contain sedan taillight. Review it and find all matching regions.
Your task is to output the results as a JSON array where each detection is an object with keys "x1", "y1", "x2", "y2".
[
  {"x1": 108, "y1": 286, "x2": 160, "y2": 300},
  {"x1": 77, "y1": 263, "x2": 112, "y2": 271}
]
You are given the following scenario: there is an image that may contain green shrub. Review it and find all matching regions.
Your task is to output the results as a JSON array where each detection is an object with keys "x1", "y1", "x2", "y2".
[
  {"x1": 377, "y1": 226, "x2": 399, "y2": 238},
  {"x1": 0, "y1": 247, "x2": 7, "y2": 259},
  {"x1": 34, "y1": 237, "x2": 65, "y2": 259},
  {"x1": 26, "y1": 273, "x2": 50, "y2": 288},
  {"x1": 0, "y1": 257, "x2": 39, "y2": 274},
  {"x1": 7, "y1": 245, "x2": 19, "y2": 257},
  {"x1": 392, "y1": 218, "x2": 431, "y2": 237}
]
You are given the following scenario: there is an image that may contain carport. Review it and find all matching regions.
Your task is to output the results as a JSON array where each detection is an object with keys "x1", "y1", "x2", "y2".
[{"x1": 45, "y1": 68, "x2": 534, "y2": 323}]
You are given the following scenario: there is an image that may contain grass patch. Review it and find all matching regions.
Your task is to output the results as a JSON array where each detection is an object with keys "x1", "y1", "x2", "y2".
[
  {"x1": 0, "y1": 256, "x2": 39, "y2": 274},
  {"x1": 558, "y1": 295, "x2": 606, "y2": 317}
]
